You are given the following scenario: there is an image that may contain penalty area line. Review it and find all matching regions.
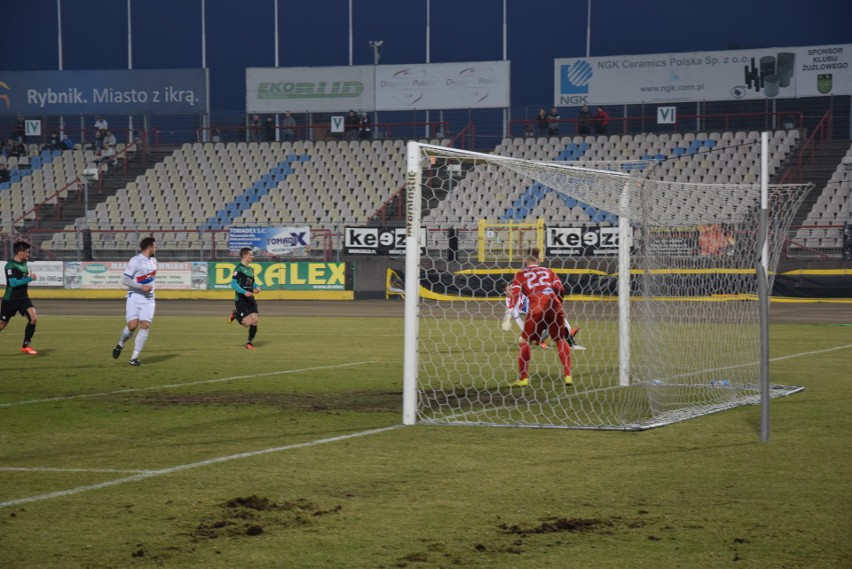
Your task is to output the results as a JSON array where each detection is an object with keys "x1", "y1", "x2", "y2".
[
  {"x1": 0, "y1": 361, "x2": 377, "y2": 409},
  {"x1": 0, "y1": 425, "x2": 402, "y2": 510}
]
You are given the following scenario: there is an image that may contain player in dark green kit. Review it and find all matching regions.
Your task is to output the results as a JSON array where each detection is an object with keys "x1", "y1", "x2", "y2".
[
  {"x1": 227, "y1": 247, "x2": 261, "y2": 349},
  {"x1": 1, "y1": 241, "x2": 39, "y2": 355}
]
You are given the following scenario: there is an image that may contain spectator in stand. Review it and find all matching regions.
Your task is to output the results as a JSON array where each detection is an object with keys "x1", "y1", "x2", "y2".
[
  {"x1": 103, "y1": 130, "x2": 117, "y2": 148},
  {"x1": 11, "y1": 140, "x2": 27, "y2": 158},
  {"x1": 94, "y1": 115, "x2": 108, "y2": 134},
  {"x1": 358, "y1": 112, "x2": 371, "y2": 140},
  {"x1": 90, "y1": 130, "x2": 104, "y2": 151},
  {"x1": 42, "y1": 132, "x2": 61, "y2": 152},
  {"x1": 345, "y1": 110, "x2": 359, "y2": 141},
  {"x1": 281, "y1": 112, "x2": 296, "y2": 142},
  {"x1": 524, "y1": 123, "x2": 535, "y2": 137},
  {"x1": 1, "y1": 140, "x2": 11, "y2": 158},
  {"x1": 0, "y1": 164, "x2": 10, "y2": 184},
  {"x1": 12, "y1": 114, "x2": 26, "y2": 142},
  {"x1": 593, "y1": 106, "x2": 609, "y2": 135},
  {"x1": 264, "y1": 116, "x2": 276, "y2": 142},
  {"x1": 60, "y1": 132, "x2": 74, "y2": 151},
  {"x1": 249, "y1": 114, "x2": 261, "y2": 142},
  {"x1": 576, "y1": 105, "x2": 593, "y2": 135},
  {"x1": 98, "y1": 142, "x2": 116, "y2": 171},
  {"x1": 547, "y1": 106, "x2": 560, "y2": 136},
  {"x1": 536, "y1": 107, "x2": 549, "y2": 137}
]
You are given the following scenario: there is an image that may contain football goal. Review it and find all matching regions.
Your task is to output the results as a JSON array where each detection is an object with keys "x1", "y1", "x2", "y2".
[{"x1": 401, "y1": 138, "x2": 811, "y2": 431}]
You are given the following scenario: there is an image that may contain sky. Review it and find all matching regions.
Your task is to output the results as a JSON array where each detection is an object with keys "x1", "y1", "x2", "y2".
[{"x1": 0, "y1": 0, "x2": 850, "y2": 111}]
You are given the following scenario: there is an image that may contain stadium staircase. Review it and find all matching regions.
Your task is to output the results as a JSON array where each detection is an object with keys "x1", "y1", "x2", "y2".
[
  {"x1": 368, "y1": 160, "x2": 474, "y2": 226},
  {"x1": 23, "y1": 148, "x2": 173, "y2": 249},
  {"x1": 782, "y1": 140, "x2": 850, "y2": 226},
  {"x1": 201, "y1": 154, "x2": 309, "y2": 230}
]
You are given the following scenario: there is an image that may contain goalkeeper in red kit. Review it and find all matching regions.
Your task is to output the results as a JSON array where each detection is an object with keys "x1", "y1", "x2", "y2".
[{"x1": 503, "y1": 248, "x2": 574, "y2": 387}]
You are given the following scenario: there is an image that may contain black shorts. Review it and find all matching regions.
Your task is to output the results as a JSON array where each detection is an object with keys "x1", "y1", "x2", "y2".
[
  {"x1": 0, "y1": 297, "x2": 34, "y2": 322},
  {"x1": 234, "y1": 298, "x2": 259, "y2": 323}
]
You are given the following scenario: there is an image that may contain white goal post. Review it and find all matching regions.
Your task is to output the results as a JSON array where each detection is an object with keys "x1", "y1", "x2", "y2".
[{"x1": 402, "y1": 139, "x2": 810, "y2": 432}]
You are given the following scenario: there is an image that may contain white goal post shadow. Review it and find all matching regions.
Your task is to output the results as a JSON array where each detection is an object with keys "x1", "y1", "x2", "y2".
[{"x1": 401, "y1": 137, "x2": 812, "y2": 440}]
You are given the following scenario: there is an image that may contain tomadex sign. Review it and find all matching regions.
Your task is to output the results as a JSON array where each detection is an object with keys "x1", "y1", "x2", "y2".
[
  {"x1": 546, "y1": 226, "x2": 621, "y2": 257},
  {"x1": 228, "y1": 226, "x2": 311, "y2": 256},
  {"x1": 344, "y1": 226, "x2": 426, "y2": 256}
]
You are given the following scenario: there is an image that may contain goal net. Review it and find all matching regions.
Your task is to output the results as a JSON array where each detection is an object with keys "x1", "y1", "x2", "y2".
[{"x1": 401, "y1": 141, "x2": 811, "y2": 430}]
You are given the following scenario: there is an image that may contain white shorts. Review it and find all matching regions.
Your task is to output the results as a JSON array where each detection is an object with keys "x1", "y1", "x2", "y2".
[{"x1": 125, "y1": 293, "x2": 155, "y2": 323}]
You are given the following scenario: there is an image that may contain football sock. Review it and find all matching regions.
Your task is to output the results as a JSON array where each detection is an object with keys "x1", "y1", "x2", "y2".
[
  {"x1": 248, "y1": 325, "x2": 257, "y2": 343},
  {"x1": 118, "y1": 326, "x2": 133, "y2": 347},
  {"x1": 131, "y1": 328, "x2": 148, "y2": 359},
  {"x1": 518, "y1": 343, "x2": 531, "y2": 378},
  {"x1": 23, "y1": 323, "x2": 36, "y2": 346},
  {"x1": 557, "y1": 339, "x2": 572, "y2": 377}
]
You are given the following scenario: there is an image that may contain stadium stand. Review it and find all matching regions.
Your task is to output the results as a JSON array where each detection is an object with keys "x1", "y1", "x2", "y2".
[
  {"x1": 23, "y1": 130, "x2": 850, "y2": 259},
  {"x1": 789, "y1": 141, "x2": 852, "y2": 253},
  {"x1": 424, "y1": 130, "x2": 803, "y2": 226}
]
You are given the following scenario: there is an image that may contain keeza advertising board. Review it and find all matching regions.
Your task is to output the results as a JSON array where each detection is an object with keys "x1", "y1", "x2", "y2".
[
  {"x1": 545, "y1": 226, "x2": 621, "y2": 257},
  {"x1": 554, "y1": 44, "x2": 851, "y2": 106},
  {"x1": 343, "y1": 226, "x2": 426, "y2": 256}
]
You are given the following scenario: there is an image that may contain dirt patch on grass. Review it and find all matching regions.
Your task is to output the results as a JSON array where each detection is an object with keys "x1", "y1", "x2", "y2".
[
  {"x1": 191, "y1": 495, "x2": 342, "y2": 541},
  {"x1": 117, "y1": 390, "x2": 400, "y2": 413},
  {"x1": 500, "y1": 517, "x2": 616, "y2": 535}
]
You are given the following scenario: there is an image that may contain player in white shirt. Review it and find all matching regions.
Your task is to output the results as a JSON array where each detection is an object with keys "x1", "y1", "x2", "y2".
[
  {"x1": 501, "y1": 281, "x2": 584, "y2": 351},
  {"x1": 503, "y1": 281, "x2": 549, "y2": 349},
  {"x1": 112, "y1": 237, "x2": 157, "y2": 366}
]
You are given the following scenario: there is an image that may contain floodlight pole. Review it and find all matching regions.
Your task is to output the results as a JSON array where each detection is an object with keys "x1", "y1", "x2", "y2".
[
  {"x1": 759, "y1": 131, "x2": 770, "y2": 442},
  {"x1": 369, "y1": 40, "x2": 383, "y2": 140}
]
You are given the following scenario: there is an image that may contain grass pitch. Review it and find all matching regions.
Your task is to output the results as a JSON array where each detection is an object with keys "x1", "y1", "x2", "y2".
[{"x1": 0, "y1": 304, "x2": 850, "y2": 568}]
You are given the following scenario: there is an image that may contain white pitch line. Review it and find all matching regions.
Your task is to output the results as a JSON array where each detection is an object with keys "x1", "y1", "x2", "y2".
[
  {"x1": 767, "y1": 342, "x2": 852, "y2": 363},
  {"x1": 0, "y1": 467, "x2": 150, "y2": 474},
  {"x1": 0, "y1": 425, "x2": 402, "y2": 509},
  {"x1": 0, "y1": 361, "x2": 377, "y2": 409}
]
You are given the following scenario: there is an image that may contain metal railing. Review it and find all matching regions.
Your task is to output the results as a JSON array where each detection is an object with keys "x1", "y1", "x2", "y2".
[
  {"x1": 4, "y1": 223, "x2": 846, "y2": 263},
  {"x1": 509, "y1": 110, "x2": 806, "y2": 139}
]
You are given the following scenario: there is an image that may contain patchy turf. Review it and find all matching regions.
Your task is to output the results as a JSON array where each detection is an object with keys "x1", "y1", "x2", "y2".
[
  {"x1": 191, "y1": 495, "x2": 343, "y2": 542},
  {"x1": 117, "y1": 391, "x2": 401, "y2": 413}
]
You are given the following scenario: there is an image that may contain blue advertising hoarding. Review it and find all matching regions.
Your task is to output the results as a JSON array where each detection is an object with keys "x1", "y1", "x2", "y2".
[
  {"x1": 0, "y1": 69, "x2": 208, "y2": 114},
  {"x1": 227, "y1": 226, "x2": 312, "y2": 256}
]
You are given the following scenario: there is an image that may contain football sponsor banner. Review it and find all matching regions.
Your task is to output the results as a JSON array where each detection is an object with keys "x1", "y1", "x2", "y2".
[
  {"x1": 227, "y1": 226, "x2": 311, "y2": 256},
  {"x1": 546, "y1": 226, "x2": 621, "y2": 257},
  {"x1": 209, "y1": 262, "x2": 349, "y2": 291},
  {"x1": 0, "y1": 69, "x2": 208, "y2": 114},
  {"x1": 65, "y1": 261, "x2": 201, "y2": 290},
  {"x1": 0, "y1": 260, "x2": 64, "y2": 287},
  {"x1": 647, "y1": 228, "x2": 699, "y2": 256},
  {"x1": 247, "y1": 61, "x2": 510, "y2": 113},
  {"x1": 246, "y1": 66, "x2": 374, "y2": 113},
  {"x1": 344, "y1": 226, "x2": 426, "y2": 256},
  {"x1": 375, "y1": 61, "x2": 510, "y2": 110},
  {"x1": 554, "y1": 44, "x2": 852, "y2": 106}
]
